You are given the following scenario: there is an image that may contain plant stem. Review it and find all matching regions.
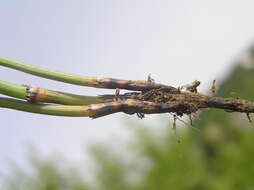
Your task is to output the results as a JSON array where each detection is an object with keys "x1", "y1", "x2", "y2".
[
  {"x1": 0, "y1": 80, "x2": 27, "y2": 99},
  {"x1": 0, "y1": 57, "x2": 96, "y2": 86},
  {"x1": 1, "y1": 92, "x2": 254, "y2": 118},
  {"x1": 0, "y1": 98, "x2": 93, "y2": 117},
  {"x1": 0, "y1": 57, "x2": 178, "y2": 92},
  {"x1": 0, "y1": 80, "x2": 103, "y2": 105}
]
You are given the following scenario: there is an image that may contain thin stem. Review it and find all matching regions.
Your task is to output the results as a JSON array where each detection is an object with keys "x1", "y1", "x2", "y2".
[
  {"x1": 0, "y1": 97, "x2": 203, "y2": 118},
  {"x1": 0, "y1": 80, "x2": 103, "y2": 105},
  {"x1": 1, "y1": 93, "x2": 254, "y2": 118},
  {"x1": 0, "y1": 80, "x2": 27, "y2": 99},
  {"x1": 0, "y1": 57, "x2": 178, "y2": 92},
  {"x1": 0, "y1": 98, "x2": 93, "y2": 117},
  {"x1": 0, "y1": 57, "x2": 96, "y2": 86}
]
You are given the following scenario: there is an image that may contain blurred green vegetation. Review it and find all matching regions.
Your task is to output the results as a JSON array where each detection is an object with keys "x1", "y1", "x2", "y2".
[{"x1": 3, "y1": 48, "x2": 254, "y2": 190}]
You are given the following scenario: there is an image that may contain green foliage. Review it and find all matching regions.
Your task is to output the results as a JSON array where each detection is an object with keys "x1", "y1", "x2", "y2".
[{"x1": 2, "y1": 153, "x2": 91, "y2": 190}]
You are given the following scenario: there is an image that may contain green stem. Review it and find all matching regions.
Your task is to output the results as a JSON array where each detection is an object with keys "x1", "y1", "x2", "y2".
[
  {"x1": 0, "y1": 57, "x2": 178, "y2": 92},
  {"x1": 0, "y1": 80, "x2": 103, "y2": 105},
  {"x1": 41, "y1": 89, "x2": 103, "y2": 105},
  {"x1": 0, "y1": 56, "x2": 97, "y2": 87},
  {"x1": 0, "y1": 98, "x2": 93, "y2": 117},
  {"x1": 0, "y1": 80, "x2": 27, "y2": 99}
]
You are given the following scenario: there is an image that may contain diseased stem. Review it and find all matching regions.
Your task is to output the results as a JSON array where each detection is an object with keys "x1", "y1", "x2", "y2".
[
  {"x1": 208, "y1": 97, "x2": 254, "y2": 113},
  {"x1": 0, "y1": 96, "x2": 208, "y2": 118},
  {"x1": 1, "y1": 93, "x2": 254, "y2": 118},
  {"x1": 91, "y1": 93, "x2": 254, "y2": 118},
  {"x1": 0, "y1": 97, "x2": 176, "y2": 118},
  {"x1": 1, "y1": 56, "x2": 254, "y2": 119},
  {"x1": 0, "y1": 57, "x2": 177, "y2": 92}
]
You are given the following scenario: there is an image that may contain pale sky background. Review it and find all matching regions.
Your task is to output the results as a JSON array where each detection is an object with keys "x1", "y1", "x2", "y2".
[{"x1": 1, "y1": 0, "x2": 254, "y2": 176}]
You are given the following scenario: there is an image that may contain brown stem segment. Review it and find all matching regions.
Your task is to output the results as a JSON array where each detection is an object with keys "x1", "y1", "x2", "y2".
[
  {"x1": 92, "y1": 91, "x2": 254, "y2": 118},
  {"x1": 207, "y1": 97, "x2": 254, "y2": 113},
  {"x1": 94, "y1": 78, "x2": 178, "y2": 92},
  {"x1": 89, "y1": 99, "x2": 200, "y2": 118},
  {"x1": 2, "y1": 92, "x2": 254, "y2": 118},
  {"x1": 90, "y1": 95, "x2": 254, "y2": 118}
]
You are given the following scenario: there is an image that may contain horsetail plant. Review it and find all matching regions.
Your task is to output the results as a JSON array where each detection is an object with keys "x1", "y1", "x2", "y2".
[{"x1": 1, "y1": 56, "x2": 254, "y2": 120}]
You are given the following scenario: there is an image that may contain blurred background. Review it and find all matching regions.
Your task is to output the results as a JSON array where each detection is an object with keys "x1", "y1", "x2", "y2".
[{"x1": 1, "y1": 0, "x2": 254, "y2": 189}]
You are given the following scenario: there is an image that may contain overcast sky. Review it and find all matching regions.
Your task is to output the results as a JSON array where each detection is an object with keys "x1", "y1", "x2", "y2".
[{"x1": 1, "y1": 0, "x2": 254, "y2": 175}]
